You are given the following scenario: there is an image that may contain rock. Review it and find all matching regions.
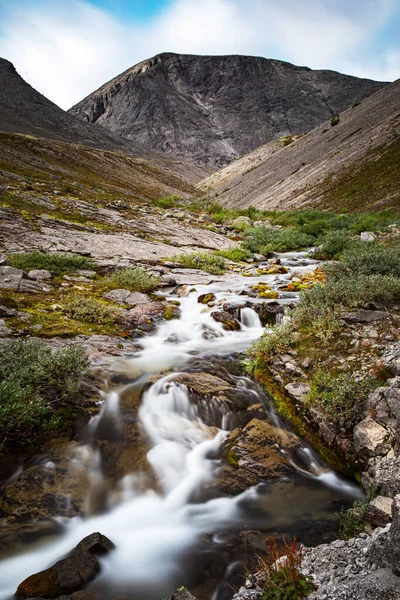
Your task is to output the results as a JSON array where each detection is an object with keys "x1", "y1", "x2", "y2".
[
  {"x1": 343, "y1": 310, "x2": 391, "y2": 323},
  {"x1": 284, "y1": 382, "x2": 310, "y2": 403},
  {"x1": 0, "y1": 318, "x2": 10, "y2": 336},
  {"x1": 19, "y1": 279, "x2": 52, "y2": 293},
  {"x1": 251, "y1": 301, "x2": 284, "y2": 326},
  {"x1": 354, "y1": 418, "x2": 391, "y2": 458},
  {"x1": 198, "y1": 293, "x2": 216, "y2": 304},
  {"x1": 125, "y1": 301, "x2": 164, "y2": 326},
  {"x1": 0, "y1": 265, "x2": 24, "y2": 289},
  {"x1": 211, "y1": 310, "x2": 240, "y2": 331},
  {"x1": 231, "y1": 216, "x2": 252, "y2": 231},
  {"x1": 0, "y1": 305, "x2": 17, "y2": 317},
  {"x1": 367, "y1": 495, "x2": 393, "y2": 527},
  {"x1": 253, "y1": 254, "x2": 266, "y2": 262},
  {"x1": 382, "y1": 342, "x2": 400, "y2": 376},
  {"x1": 168, "y1": 587, "x2": 199, "y2": 600},
  {"x1": 103, "y1": 289, "x2": 149, "y2": 306},
  {"x1": 362, "y1": 457, "x2": 400, "y2": 498},
  {"x1": 360, "y1": 231, "x2": 377, "y2": 242},
  {"x1": 370, "y1": 494, "x2": 400, "y2": 576},
  {"x1": 28, "y1": 269, "x2": 52, "y2": 281},
  {"x1": 15, "y1": 533, "x2": 114, "y2": 599}
]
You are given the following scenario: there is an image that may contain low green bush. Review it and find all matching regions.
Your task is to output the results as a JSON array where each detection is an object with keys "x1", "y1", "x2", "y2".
[
  {"x1": 313, "y1": 230, "x2": 354, "y2": 259},
  {"x1": 306, "y1": 371, "x2": 374, "y2": 428},
  {"x1": 331, "y1": 115, "x2": 340, "y2": 126},
  {"x1": 155, "y1": 195, "x2": 182, "y2": 209},
  {"x1": 214, "y1": 247, "x2": 253, "y2": 262},
  {"x1": 0, "y1": 340, "x2": 89, "y2": 445},
  {"x1": 339, "y1": 244, "x2": 400, "y2": 277},
  {"x1": 63, "y1": 296, "x2": 117, "y2": 324},
  {"x1": 243, "y1": 227, "x2": 314, "y2": 254},
  {"x1": 104, "y1": 267, "x2": 160, "y2": 292},
  {"x1": 8, "y1": 251, "x2": 93, "y2": 275},
  {"x1": 248, "y1": 322, "x2": 293, "y2": 366},
  {"x1": 174, "y1": 251, "x2": 226, "y2": 274}
]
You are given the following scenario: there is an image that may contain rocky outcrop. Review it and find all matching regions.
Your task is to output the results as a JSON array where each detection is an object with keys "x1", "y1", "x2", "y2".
[{"x1": 69, "y1": 52, "x2": 384, "y2": 167}]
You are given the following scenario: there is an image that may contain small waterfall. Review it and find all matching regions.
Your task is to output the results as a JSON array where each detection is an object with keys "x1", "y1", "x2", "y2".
[
  {"x1": 240, "y1": 307, "x2": 262, "y2": 328},
  {"x1": 89, "y1": 391, "x2": 121, "y2": 439}
]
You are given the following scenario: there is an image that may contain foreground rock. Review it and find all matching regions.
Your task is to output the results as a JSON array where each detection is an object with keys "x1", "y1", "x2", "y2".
[{"x1": 15, "y1": 533, "x2": 115, "y2": 599}]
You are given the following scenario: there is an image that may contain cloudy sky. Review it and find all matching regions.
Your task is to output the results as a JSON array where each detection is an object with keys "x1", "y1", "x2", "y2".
[{"x1": 0, "y1": 0, "x2": 399, "y2": 109}]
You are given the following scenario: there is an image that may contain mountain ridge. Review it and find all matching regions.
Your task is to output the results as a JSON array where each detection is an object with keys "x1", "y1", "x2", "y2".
[{"x1": 69, "y1": 52, "x2": 387, "y2": 167}]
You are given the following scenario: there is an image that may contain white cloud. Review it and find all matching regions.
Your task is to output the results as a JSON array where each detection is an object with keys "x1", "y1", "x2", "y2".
[{"x1": 0, "y1": 0, "x2": 399, "y2": 110}]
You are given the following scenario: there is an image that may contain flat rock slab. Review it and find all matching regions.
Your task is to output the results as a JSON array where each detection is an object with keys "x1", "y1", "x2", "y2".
[
  {"x1": 284, "y1": 382, "x2": 310, "y2": 403},
  {"x1": 103, "y1": 289, "x2": 149, "y2": 305},
  {"x1": 343, "y1": 310, "x2": 391, "y2": 323}
]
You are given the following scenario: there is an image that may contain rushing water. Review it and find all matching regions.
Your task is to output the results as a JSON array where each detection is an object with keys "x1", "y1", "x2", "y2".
[{"x1": 0, "y1": 252, "x2": 362, "y2": 599}]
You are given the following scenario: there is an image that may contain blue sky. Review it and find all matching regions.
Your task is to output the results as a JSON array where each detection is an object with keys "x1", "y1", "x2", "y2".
[{"x1": 0, "y1": 0, "x2": 399, "y2": 109}]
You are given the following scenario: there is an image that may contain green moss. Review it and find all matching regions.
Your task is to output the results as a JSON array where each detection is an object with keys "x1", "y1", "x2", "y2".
[{"x1": 226, "y1": 448, "x2": 240, "y2": 468}]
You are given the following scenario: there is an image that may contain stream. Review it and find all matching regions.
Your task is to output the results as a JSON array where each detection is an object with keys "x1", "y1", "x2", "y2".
[{"x1": 0, "y1": 252, "x2": 362, "y2": 600}]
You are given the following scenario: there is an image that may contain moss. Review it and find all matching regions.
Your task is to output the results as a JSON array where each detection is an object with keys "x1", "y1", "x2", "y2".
[
  {"x1": 226, "y1": 448, "x2": 240, "y2": 468},
  {"x1": 253, "y1": 365, "x2": 351, "y2": 475}
]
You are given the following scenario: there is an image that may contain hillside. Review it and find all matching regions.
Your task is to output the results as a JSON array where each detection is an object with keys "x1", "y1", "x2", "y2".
[
  {"x1": 199, "y1": 78, "x2": 400, "y2": 211},
  {"x1": 69, "y1": 52, "x2": 385, "y2": 167}
]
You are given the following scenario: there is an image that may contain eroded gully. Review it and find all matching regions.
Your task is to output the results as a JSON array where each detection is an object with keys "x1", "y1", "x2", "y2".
[{"x1": 0, "y1": 252, "x2": 362, "y2": 600}]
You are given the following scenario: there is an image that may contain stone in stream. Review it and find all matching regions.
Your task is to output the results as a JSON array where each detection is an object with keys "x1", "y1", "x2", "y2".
[
  {"x1": 15, "y1": 532, "x2": 115, "y2": 599},
  {"x1": 211, "y1": 310, "x2": 240, "y2": 331},
  {"x1": 197, "y1": 292, "x2": 216, "y2": 304}
]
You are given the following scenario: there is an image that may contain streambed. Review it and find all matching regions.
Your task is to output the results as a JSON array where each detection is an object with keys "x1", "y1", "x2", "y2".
[{"x1": 0, "y1": 252, "x2": 362, "y2": 600}]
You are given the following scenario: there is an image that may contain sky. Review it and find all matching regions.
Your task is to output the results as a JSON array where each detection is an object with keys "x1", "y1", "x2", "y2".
[{"x1": 0, "y1": 0, "x2": 399, "y2": 110}]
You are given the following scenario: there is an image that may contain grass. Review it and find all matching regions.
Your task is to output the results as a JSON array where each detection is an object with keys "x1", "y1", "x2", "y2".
[
  {"x1": 103, "y1": 267, "x2": 160, "y2": 293},
  {"x1": 174, "y1": 251, "x2": 227, "y2": 275},
  {"x1": 0, "y1": 339, "x2": 89, "y2": 449},
  {"x1": 214, "y1": 247, "x2": 253, "y2": 262},
  {"x1": 248, "y1": 322, "x2": 293, "y2": 368},
  {"x1": 7, "y1": 251, "x2": 94, "y2": 275}
]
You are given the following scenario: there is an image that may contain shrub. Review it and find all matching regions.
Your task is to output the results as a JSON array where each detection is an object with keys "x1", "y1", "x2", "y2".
[
  {"x1": 293, "y1": 290, "x2": 343, "y2": 345},
  {"x1": 313, "y1": 230, "x2": 354, "y2": 259},
  {"x1": 259, "y1": 537, "x2": 314, "y2": 600},
  {"x1": 0, "y1": 340, "x2": 89, "y2": 445},
  {"x1": 155, "y1": 195, "x2": 182, "y2": 209},
  {"x1": 63, "y1": 296, "x2": 117, "y2": 324},
  {"x1": 331, "y1": 115, "x2": 340, "y2": 127},
  {"x1": 279, "y1": 135, "x2": 294, "y2": 147},
  {"x1": 104, "y1": 267, "x2": 160, "y2": 292},
  {"x1": 249, "y1": 322, "x2": 293, "y2": 366},
  {"x1": 214, "y1": 247, "x2": 253, "y2": 262},
  {"x1": 339, "y1": 244, "x2": 400, "y2": 277},
  {"x1": 174, "y1": 251, "x2": 226, "y2": 274},
  {"x1": 306, "y1": 371, "x2": 374, "y2": 428},
  {"x1": 243, "y1": 227, "x2": 314, "y2": 254},
  {"x1": 8, "y1": 251, "x2": 93, "y2": 275}
]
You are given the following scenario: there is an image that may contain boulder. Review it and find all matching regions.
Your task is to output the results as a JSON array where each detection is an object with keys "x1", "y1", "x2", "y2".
[
  {"x1": 28, "y1": 269, "x2": 52, "y2": 281},
  {"x1": 370, "y1": 494, "x2": 400, "y2": 575},
  {"x1": 198, "y1": 293, "x2": 216, "y2": 304},
  {"x1": 251, "y1": 301, "x2": 284, "y2": 326},
  {"x1": 343, "y1": 310, "x2": 391, "y2": 323},
  {"x1": 284, "y1": 382, "x2": 310, "y2": 403},
  {"x1": 15, "y1": 533, "x2": 115, "y2": 599},
  {"x1": 362, "y1": 457, "x2": 400, "y2": 498},
  {"x1": 168, "y1": 588, "x2": 199, "y2": 600},
  {"x1": 0, "y1": 265, "x2": 24, "y2": 289},
  {"x1": 231, "y1": 216, "x2": 252, "y2": 231},
  {"x1": 354, "y1": 418, "x2": 391, "y2": 458},
  {"x1": 360, "y1": 231, "x2": 377, "y2": 242},
  {"x1": 103, "y1": 289, "x2": 148, "y2": 306},
  {"x1": 367, "y1": 495, "x2": 393, "y2": 527},
  {"x1": 211, "y1": 310, "x2": 240, "y2": 331},
  {"x1": 124, "y1": 302, "x2": 165, "y2": 327},
  {"x1": 382, "y1": 342, "x2": 400, "y2": 376}
]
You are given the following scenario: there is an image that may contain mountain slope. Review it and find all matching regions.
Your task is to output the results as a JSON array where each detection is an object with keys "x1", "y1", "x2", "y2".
[
  {"x1": 198, "y1": 79, "x2": 400, "y2": 211},
  {"x1": 69, "y1": 52, "x2": 386, "y2": 167}
]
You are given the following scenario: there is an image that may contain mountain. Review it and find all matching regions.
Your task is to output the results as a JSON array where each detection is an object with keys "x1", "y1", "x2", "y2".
[
  {"x1": 69, "y1": 52, "x2": 386, "y2": 167},
  {"x1": 198, "y1": 79, "x2": 400, "y2": 211}
]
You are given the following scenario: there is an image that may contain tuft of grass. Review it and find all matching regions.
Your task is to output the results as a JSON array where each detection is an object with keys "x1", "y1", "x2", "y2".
[
  {"x1": 63, "y1": 295, "x2": 118, "y2": 324},
  {"x1": 104, "y1": 267, "x2": 160, "y2": 293},
  {"x1": 248, "y1": 322, "x2": 293, "y2": 367},
  {"x1": 155, "y1": 195, "x2": 182, "y2": 209},
  {"x1": 174, "y1": 251, "x2": 227, "y2": 275},
  {"x1": 331, "y1": 114, "x2": 340, "y2": 127},
  {"x1": 8, "y1": 251, "x2": 94, "y2": 275},
  {"x1": 0, "y1": 339, "x2": 89, "y2": 448}
]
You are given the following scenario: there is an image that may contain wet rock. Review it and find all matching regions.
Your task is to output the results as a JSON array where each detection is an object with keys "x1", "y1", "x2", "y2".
[
  {"x1": 211, "y1": 310, "x2": 240, "y2": 331},
  {"x1": 0, "y1": 519, "x2": 62, "y2": 559},
  {"x1": 15, "y1": 533, "x2": 115, "y2": 599},
  {"x1": 198, "y1": 293, "x2": 216, "y2": 304},
  {"x1": 251, "y1": 302, "x2": 284, "y2": 326},
  {"x1": 103, "y1": 289, "x2": 148, "y2": 306},
  {"x1": 284, "y1": 382, "x2": 310, "y2": 403},
  {"x1": 175, "y1": 284, "x2": 191, "y2": 297},
  {"x1": 28, "y1": 269, "x2": 52, "y2": 281},
  {"x1": 125, "y1": 301, "x2": 164, "y2": 326},
  {"x1": 354, "y1": 418, "x2": 391, "y2": 459},
  {"x1": 0, "y1": 265, "x2": 24, "y2": 289},
  {"x1": 167, "y1": 587, "x2": 199, "y2": 600}
]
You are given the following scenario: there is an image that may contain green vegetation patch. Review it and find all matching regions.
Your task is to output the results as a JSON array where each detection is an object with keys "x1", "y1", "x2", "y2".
[
  {"x1": 174, "y1": 251, "x2": 227, "y2": 275},
  {"x1": 0, "y1": 339, "x2": 89, "y2": 449},
  {"x1": 103, "y1": 267, "x2": 160, "y2": 293},
  {"x1": 243, "y1": 227, "x2": 314, "y2": 254},
  {"x1": 62, "y1": 295, "x2": 118, "y2": 325},
  {"x1": 248, "y1": 322, "x2": 293, "y2": 368},
  {"x1": 213, "y1": 247, "x2": 253, "y2": 262},
  {"x1": 8, "y1": 251, "x2": 94, "y2": 275}
]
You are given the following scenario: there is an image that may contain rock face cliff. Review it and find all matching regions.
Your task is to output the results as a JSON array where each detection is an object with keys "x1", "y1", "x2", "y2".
[{"x1": 69, "y1": 52, "x2": 386, "y2": 167}]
